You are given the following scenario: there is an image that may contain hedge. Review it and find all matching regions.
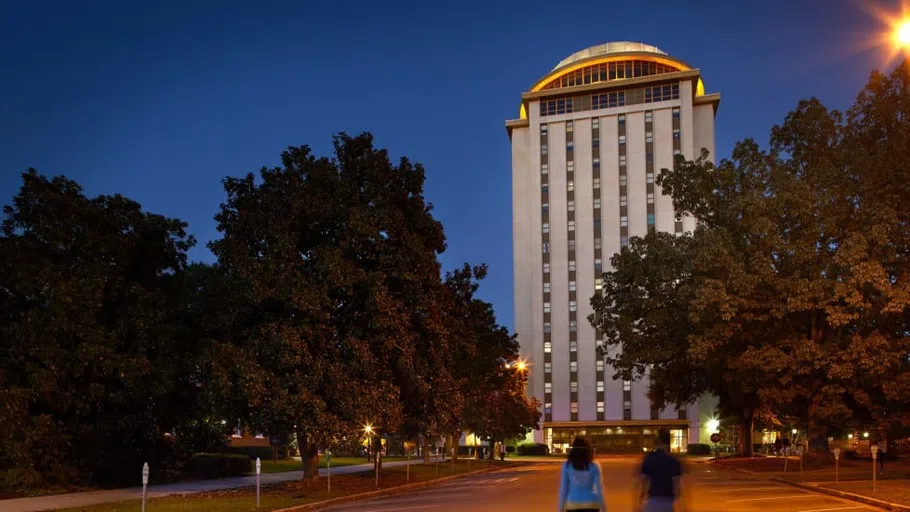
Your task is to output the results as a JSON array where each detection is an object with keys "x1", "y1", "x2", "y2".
[
  {"x1": 189, "y1": 453, "x2": 251, "y2": 479},
  {"x1": 687, "y1": 443, "x2": 712, "y2": 455},
  {"x1": 517, "y1": 443, "x2": 550, "y2": 456},
  {"x1": 224, "y1": 445, "x2": 280, "y2": 460}
]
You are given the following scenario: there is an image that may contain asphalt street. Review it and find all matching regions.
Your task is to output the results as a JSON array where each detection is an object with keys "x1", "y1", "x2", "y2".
[{"x1": 324, "y1": 458, "x2": 882, "y2": 512}]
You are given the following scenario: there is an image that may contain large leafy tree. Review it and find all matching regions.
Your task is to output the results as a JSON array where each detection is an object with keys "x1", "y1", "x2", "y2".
[
  {"x1": 0, "y1": 170, "x2": 201, "y2": 485},
  {"x1": 591, "y1": 61, "x2": 910, "y2": 456},
  {"x1": 210, "y1": 133, "x2": 448, "y2": 478},
  {"x1": 443, "y1": 264, "x2": 539, "y2": 458}
]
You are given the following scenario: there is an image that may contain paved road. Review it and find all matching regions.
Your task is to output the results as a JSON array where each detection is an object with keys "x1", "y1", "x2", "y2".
[
  {"x1": 325, "y1": 458, "x2": 883, "y2": 512},
  {"x1": 1, "y1": 460, "x2": 414, "y2": 512}
]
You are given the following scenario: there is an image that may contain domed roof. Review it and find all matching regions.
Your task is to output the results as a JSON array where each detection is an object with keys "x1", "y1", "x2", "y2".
[{"x1": 553, "y1": 41, "x2": 668, "y2": 71}]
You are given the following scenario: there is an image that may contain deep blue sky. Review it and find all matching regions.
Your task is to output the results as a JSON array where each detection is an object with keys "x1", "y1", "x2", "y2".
[{"x1": 0, "y1": 0, "x2": 898, "y2": 330}]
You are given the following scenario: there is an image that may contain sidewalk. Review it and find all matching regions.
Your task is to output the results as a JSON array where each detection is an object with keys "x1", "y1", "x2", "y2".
[{"x1": 0, "y1": 460, "x2": 414, "y2": 512}]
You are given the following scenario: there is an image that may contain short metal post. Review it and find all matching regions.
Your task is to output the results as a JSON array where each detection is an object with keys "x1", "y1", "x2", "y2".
[
  {"x1": 407, "y1": 450, "x2": 410, "y2": 482},
  {"x1": 141, "y1": 462, "x2": 149, "y2": 512},
  {"x1": 255, "y1": 457, "x2": 261, "y2": 508},
  {"x1": 375, "y1": 450, "x2": 380, "y2": 489}
]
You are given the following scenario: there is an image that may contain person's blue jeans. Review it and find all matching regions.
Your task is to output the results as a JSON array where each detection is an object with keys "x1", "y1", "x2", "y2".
[{"x1": 645, "y1": 496, "x2": 675, "y2": 512}]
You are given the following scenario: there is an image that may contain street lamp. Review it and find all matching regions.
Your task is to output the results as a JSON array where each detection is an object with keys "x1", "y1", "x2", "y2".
[
  {"x1": 706, "y1": 418, "x2": 720, "y2": 433},
  {"x1": 515, "y1": 360, "x2": 528, "y2": 372},
  {"x1": 792, "y1": 429, "x2": 798, "y2": 435},
  {"x1": 896, "y1": 19, "x2": 910, "y2": 48},
  {"x1": 863, "y1": 432, "x2": 870, "y2": 439}
]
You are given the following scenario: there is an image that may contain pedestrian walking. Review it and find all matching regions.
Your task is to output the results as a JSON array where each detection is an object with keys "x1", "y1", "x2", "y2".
[
  {"x1": 774, "y1": 437, "x2": 782, "y2": 457},
  {"x1": 638, "y1": 429, "x2": 684, "y2": 512},
  {"x1": 557, "y1": 437, "x2": 607, "y2": 512}
]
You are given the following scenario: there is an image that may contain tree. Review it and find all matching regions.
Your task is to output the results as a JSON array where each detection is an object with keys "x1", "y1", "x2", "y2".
[
  {"x1": 591, "y1": 61, "x2": 910, "y2": 456},
  {"x1": 210, "y1": 133, "x2": 447, "y2": 478},
  {"x1": 442, "y1": 264, "x2": 539, "y2": 459},
  {"x1": 0, "y1": 170, "x2": 203, "y2": 486}
]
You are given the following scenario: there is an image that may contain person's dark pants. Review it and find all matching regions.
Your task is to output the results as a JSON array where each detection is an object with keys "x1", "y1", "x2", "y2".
[{"x1": 879, "y1": 456, "x2": 884, "y2": 471}]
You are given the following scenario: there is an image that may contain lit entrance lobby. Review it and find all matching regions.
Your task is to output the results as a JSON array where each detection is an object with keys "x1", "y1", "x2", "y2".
[{"x1": 545, "y1": 421, "x2": 689, "y2": 454}]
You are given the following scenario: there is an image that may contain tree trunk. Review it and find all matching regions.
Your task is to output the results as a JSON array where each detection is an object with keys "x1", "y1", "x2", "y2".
[
  {"x1": 736, "y1": 408, "x2": 755, "y2": 457},
  {"x1": 448, "y1": 433, "x2": 458, "y2": 462},
  {"x1": 422, "y1": 437, "x2": 431, "y2": 463},
  {"x1": 297, "y1": 429, "x2": 320, "y2": 480}
]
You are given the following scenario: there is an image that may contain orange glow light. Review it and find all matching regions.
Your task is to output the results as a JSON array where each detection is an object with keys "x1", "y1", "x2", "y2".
[{"x1": 898, "y1": 19, "x2": 910, "y2": 46}]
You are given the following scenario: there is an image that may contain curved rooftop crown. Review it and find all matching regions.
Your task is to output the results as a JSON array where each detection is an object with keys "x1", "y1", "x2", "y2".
[{"x1": 553, "y1": 41, "x2": 668, "y2": 71}]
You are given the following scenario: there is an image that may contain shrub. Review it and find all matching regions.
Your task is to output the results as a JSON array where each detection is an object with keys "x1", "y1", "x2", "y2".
[
  {"x1": 189, "y1": 453, "x2": 251, "y2": 479},
  {"x1": 505, "y1": 445, "x2": 516, "y2": 453},
  {"x1": 224, "y1": 446, "x2": 278, "y2": 461},
  {"x1": 516, "y1": 443, "x2": 549, "y2": 456},
  {"x1": 687, "y1": 443, "x2": 712, "y2": 455}
]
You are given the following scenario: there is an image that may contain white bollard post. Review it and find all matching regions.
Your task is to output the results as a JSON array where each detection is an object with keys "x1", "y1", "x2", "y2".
[
  {"x1": 375, "y1": 450, "x2": 380, "y2": 489},
  {"x1": 833, "y1": 448, "x2": 840, "y2": 483},
  {"x1": 141, "y1": 462, "x2": 149, "y2": 512},
  {"x1": 255, "y1": 457, "x2": 261, "y2": 508}
]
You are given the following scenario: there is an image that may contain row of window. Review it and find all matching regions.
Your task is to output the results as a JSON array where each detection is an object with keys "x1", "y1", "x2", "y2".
[
  {"x1": 540, "y1": 82, "x2": 681, "y2": 117},
  {"x1": 542, "y1": 380, "x2": 631, "y2": 394},
  {"x1": 541, "y1": 60, "x2": 682, "y2": 90}
]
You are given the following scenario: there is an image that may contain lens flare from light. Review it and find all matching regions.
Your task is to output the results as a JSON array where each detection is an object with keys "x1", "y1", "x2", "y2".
[{"x1": 898, "y1": 20, "x2": 910, "y2": 46}]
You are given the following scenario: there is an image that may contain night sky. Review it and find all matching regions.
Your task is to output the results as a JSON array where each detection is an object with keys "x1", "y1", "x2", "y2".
[{"x1": 1, "y1": 0, "x2": 899, "y2": 330}]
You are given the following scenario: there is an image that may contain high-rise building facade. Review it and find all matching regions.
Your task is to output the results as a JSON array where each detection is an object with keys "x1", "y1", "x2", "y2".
[{"x1": 507, "y1": 42, "x2": 720, "y2": 453}]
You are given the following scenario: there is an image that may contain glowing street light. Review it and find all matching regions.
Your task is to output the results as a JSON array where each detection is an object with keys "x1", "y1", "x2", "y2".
[
  {"x1": 363, "y1": 424, "x2": 374, "y2": 435},
  {"x1": 863, "y1": 431, "x2": 870, "y2": 439},
  {"x1": 848, "y1": 434, "x2": 854, "y2": 439},
  {"x1": 896, "y1": 19, "x2": 910, "y2": 47},
  {"x1": 515, "y1": 360, "x2": 528, "y2": 372},
  {"x1": 706, "y1": 418, "x2": 720, "y2": 433},
  {"x1": 792, "y1": 428, "x2": 798, "y2": 435}
]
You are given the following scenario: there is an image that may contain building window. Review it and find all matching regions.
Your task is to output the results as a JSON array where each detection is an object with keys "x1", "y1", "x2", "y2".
[
  {"x1": 543, "y1": 282, "x2": 551, "y2": 294},
  {"x1": 619, "y1": 175, "x2": 627, "y2": 186},
  {"x1": 647, "y1": 173, "x2": 654, "y2": 183},
  {"x1": 619, "y1": 135, "x2": 626, "y2": 144},
  {"x1": 567, "y1": 141, "x2": 574, "y2": 150},
  {"x1": 592, "y1": 118, "x2": 600, "y2": 129},
  {"x1": 570, "y1": 402, "x2": 579, "y2": 414},
  {"x1": 541, "y1": 124, "x2": 548, "y2": 134},
  {"x1": 570, "y1": 381, "x2": 578, "y2": 393},
  {"x1": 569, "y1": 340, "x2": 578, "y2": 353},
  {"x1": 593, "y1": 177, "x2": 600, "y2": 188},
  {"x1": 568, "y1": 220, "x2": 575, "y2": 231},
  {"x1": 566, "y1": 122, "x2": 574, "y2": 132},
  {"x1": 596, "y1": 360, "x2": 604, "y2": 371},
  {"x1": 541, "y1": 144, "x2": 548, "y2": 155},
  {"x1": 619, "y1": 155, "x2": 626, "y2": 166},
  {"x1": 543, "y1": 302, "x2": 551, "y2": 313},
  {"x1": 620, "y1": 196, "x2": 627, "y2": 207},
  {"x1": 542, "y1": 183, "x2": 549, "y2": 194},
  {"x1": 569, "y1": 281, "x2": 577, "y2": 292},
  {"x1": 545, "y1": 402, "x2": 552, "y2": 414},
  {"x1": 541, "y1": 164, "x2": 548, "y2": 175},
  {"x1": 594, "y1": 198, "x2": 601, "y2": 209},
  {"x1": 624, "y1": 400, "x2": 632, "y2": 410},
  {"x1": 648, "y1": 213, "x2": 655, "y2": 225},
  {"x1": 592, "y1": 139, "x2": 600, "y2": 148},
  {"x1": 623, "y1": 380, "x2": 631, "y2": 391},
  {"x1": 620, "y1": 216, "x2": 628, "y2": 227},
  {"x1": 544, "y1": 322, "x2": 552, "y2": 333},
  {"x1": 568, "y1": 200, "x2": 575, "y2": 211},
  {"x1": 592, "y1": 157, "x2": 600, "y2": 165},
  {"x1": 646, "y1": 153, "x2": 654, "y2": 164},
  {"x1": 595, "y1": 259, "x2": 602, "y2": 272},
  {"x1": 568, "y1": 181, "x2": 575, "y2": 192},
  {"x1": 568, "y1": 239, "x2": 576, "y2": 251},
  {"x1": 545, "y1": 362, "x2": 552, "y2": 373},
  {"x1": 545, "y1": 382, "x2": 552, "y2": 394},
  {"x1": 570, "y1": 361, "x2": 578, "y2": 372},
  {"x1": 645, "y1": 111, "x2": 653, "y2": 122},
  {"x1": 594, "y1": 238, "x2": 602, "y2": 249},
  {"x1": 672, "y1": 108, "x2": 680, "y2": 119},
  {"x1": 621, "y1": 236, "x2": 629, "y2": 247},
  {"x1": 543, "y1": 263, "x2": 550, "y2": 273},
  {"x1": 544, "y1": 341, "x2": 552, "y2": 353},
  {"x1": 647, "y1": 193, "x2": 654, "y2": 204},
  {"x1": 595, "y1": 278, "x2": 603, "y2": 290},
  {"x1": 597, "y1": 381, "x2": 605, "y2": 393},
  {"x1": 674, "y1": 149, "x2": 682, "y2": 156},
  {"x1": 569, "y1": 320, "x2": 577, "y2": 331},
  {"x1": 567, "y1": 161, "x2": 575, "y2": 172},
  {"x1": 594, "y1": 218, "x2": 601, "y2": 229},
  {"x1": 542, "y1": 223, "x2": 550, "y2": 233},
  {"x1": 569, "y1": 260, "x2": 577, "y2": 271},
  {"x1": 542, "y1": 203, "x2": 549, "y2": 214},
  {"x1": 597, "y1": 401, "x2": 605, "y2": 413},
  {"x1": 646, "y1": 135, "x2": 653, "y2": 143},
  {"x1": 569, "y1": 301, "x2": 577, "y2": 312},
  {"x1": 595, "y1": 338, "x2": 603, "y2": 348},
  {"x1": 673, "y1": 129, "x2": 681, "y2": 139},
  {"x1": 542, "y1": 242, "x2": 550, "y2": 253}
]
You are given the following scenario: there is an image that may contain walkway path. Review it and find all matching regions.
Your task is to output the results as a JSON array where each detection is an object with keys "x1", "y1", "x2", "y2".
[{"x1": 1, "y1": 460, "x2": 414, "y2": 512}]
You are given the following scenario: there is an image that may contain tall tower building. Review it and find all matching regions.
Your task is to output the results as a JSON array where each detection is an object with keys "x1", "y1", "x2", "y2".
[{"x1": 506, "y1": 42, "x2": 719, "y2": 453}]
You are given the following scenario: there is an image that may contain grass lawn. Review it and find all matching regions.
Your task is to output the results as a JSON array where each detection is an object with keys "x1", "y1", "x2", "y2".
[
  {"x1": 258, "y1": 456, "x2": 407, "y2": 474},
  {"x1": 59, "y1": 460, "x2": 508, "y2": 511},
  {"x1": 714, "y1": 455, "x2": 910, "y2": 482}
]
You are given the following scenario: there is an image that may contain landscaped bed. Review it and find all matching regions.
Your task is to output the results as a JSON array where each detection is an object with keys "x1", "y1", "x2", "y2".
[{"x1": 58, "y1": 460, "x2": 509, "y2": 511}]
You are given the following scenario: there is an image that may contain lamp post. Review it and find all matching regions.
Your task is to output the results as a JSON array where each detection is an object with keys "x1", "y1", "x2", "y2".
[{"x1": 364, "y1": 424, "x2": 379, "y2": 489}]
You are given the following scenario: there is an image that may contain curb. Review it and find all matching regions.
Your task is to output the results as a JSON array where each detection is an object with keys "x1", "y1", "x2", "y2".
[
  {"x1": 771, "y1": 477, "x2": 910, "y2": 511},
  {"x1": 272, "y1": 464, "x2": 509, "y2": 512}
]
